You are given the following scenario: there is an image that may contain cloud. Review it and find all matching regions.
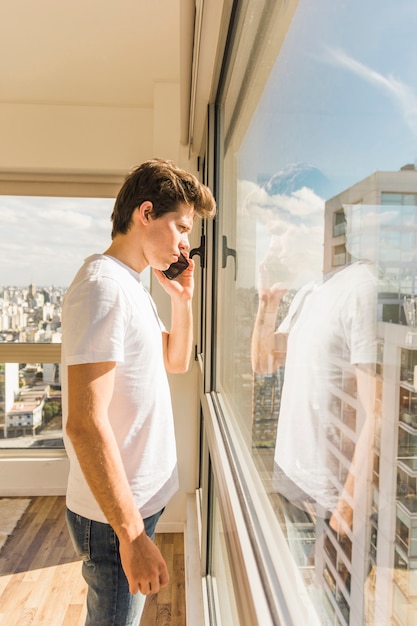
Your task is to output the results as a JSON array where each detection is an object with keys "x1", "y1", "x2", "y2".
[
  {"x1": 37, "y1": 208, "x2": 93, "y2": 228},
  {"x1": 241, "y1": 183, "x2": 323, "y2": 225},
  {"x1": 324, "y1": 46, "x2": 417, "y2": 136},
  {"x1": 0, "y1": 196, "x2": 113, "y2": 286},
  {"x1": 238, "y1": 179, "x2": 325, "y2": 283}
]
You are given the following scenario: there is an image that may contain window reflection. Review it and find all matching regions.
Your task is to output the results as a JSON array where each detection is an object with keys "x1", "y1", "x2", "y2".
[
  {"x1": 251, "y1": 206, "x2": 380, "y2": 622},
  {"x1": 247, "y1": 190, "x2": 417, "y2": 626},
  {"x1": 217, "y1": 0, "x2": 417, "y2": 623}
]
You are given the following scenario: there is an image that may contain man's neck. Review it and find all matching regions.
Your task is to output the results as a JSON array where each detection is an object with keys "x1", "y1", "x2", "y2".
[{"x1": 104, "y1": 235, "x2": 146, "y2": 274}]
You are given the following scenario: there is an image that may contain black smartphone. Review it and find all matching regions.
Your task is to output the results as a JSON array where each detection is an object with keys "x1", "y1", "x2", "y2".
[{"x1": 162, "y1": 252, "x2": 190, "y2": 280}]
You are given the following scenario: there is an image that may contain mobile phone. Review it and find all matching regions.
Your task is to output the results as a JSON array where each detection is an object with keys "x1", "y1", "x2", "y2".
[{"x1": 162, "y1": 252, "x2": 190, "y2": 280}]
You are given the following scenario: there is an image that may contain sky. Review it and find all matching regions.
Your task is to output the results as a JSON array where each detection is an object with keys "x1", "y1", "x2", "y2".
[{"x1": 239, "y1": 0, "x2": 417, "y2": 192}]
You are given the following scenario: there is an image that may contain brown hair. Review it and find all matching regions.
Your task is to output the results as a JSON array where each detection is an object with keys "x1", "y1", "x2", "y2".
[{"x1": 111, "y1": 158, "x2": 216, "y2": 238}]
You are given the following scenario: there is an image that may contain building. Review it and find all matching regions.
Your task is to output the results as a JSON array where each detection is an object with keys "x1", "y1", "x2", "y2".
[
  {"x1": 323, "y1": 165, "x2": 417, "y2": 625},
  {"x1": 6, "y1": 398, "x2": 44, "y2": 437}
]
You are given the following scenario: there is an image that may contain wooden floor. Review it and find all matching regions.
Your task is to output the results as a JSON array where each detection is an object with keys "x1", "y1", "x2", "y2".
[{"x1": 0, "y1": 496, "x2": 185, "y2": 626}]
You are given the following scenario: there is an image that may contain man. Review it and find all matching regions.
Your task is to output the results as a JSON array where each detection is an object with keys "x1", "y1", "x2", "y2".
[{"x1": 62, "y1": 158, "x2": 216, "y2": 625}]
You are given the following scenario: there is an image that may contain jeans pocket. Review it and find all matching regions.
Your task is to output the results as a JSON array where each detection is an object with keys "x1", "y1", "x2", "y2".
[{"x1": 66, "y1": 508, "x2": 91, "y2": 562}]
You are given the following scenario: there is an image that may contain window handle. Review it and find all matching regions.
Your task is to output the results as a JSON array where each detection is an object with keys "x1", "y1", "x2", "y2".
[
  {"x1": 222, "y1": 235, "x2": 237, "y2": 281},
  {"x1": 190, "y1": 235, "x2": 206, "y2": 268}
]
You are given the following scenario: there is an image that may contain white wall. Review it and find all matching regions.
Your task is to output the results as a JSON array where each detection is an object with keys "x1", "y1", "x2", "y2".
[{"x1": 0, "y1": 83, "x2": 183, "y2": 172}]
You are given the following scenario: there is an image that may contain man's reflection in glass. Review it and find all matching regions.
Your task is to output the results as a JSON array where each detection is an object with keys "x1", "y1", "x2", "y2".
[{"x1": 251, "y1": 205, "x2": 383, "y2": 598}]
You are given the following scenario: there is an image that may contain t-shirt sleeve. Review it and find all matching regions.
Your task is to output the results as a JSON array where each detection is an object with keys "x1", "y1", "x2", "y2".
[
  {"x1": 277, "y1": 281, "x2": 315, "y2": 334},
  {"x1": 63, "y1": 276, "x2": 129, "y2": 365}
]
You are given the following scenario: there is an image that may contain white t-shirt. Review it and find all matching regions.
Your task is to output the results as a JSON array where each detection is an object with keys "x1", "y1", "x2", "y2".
[
  {"x1": 62, "y1": 254, "x2": 178, "y2": 523},
  {"x1": 274, "y1": 261, "x2": 378, "y2": 511}
]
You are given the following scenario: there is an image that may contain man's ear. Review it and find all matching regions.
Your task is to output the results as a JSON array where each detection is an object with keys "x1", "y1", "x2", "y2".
[{"x1": 137, "y1": 201, "x2": 153, "y2": 225}]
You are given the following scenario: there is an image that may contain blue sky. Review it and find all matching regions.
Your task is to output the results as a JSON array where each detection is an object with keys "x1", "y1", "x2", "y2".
[{"x1": 239, "y1": 0, "x2": 417, "y2": 196}]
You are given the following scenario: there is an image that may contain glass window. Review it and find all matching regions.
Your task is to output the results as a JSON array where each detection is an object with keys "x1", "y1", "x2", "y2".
[
  {"x1": 333, "y1": 210, "x2": 346, "y2": 237},
  {"x1": 382, "y1": 193, "x2": 417, "y2": 207},
  {"x1": 212, "y1": 0, "x2": 417, "y2": 623},
  {"x1": 333, "y1": 243, "x2": 346, "y2": 267}
]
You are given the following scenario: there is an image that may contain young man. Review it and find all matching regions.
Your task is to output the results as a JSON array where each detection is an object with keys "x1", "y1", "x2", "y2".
[{"x1": 62, "y1": 159, "x2": 216, "y2": 625}]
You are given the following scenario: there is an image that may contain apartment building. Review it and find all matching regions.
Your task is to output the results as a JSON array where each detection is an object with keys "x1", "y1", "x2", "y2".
[{"x1": 324, "y1": 166, "x2": 417, "y2": 625}]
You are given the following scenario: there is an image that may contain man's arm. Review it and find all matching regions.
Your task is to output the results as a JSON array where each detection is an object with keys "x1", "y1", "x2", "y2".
[
  {"x1": 162, "y1": 297, "x2": 193, "y2": 373},
  {"x1": 154, "y1": 256, "x2": 194, "y2": 373},
  {"x1": 66, "y1": 361, "x2": 169, "y2": 595},
  {"x1": 251, "y1": 284, "x2": 288, "y2": 374},
  {"x1": 329, "y1": 363, "x2": 376, "y2": 535}
]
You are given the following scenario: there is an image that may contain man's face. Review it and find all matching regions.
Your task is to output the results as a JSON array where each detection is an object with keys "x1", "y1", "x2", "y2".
[{"x1": 146, "y1": 202, "x2": 194, "y2": 271}]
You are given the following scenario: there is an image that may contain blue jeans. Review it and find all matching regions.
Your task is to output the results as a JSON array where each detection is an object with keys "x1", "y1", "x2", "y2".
[{"x1": 66, "y1": 507, "x2": 164, "y2": 626}]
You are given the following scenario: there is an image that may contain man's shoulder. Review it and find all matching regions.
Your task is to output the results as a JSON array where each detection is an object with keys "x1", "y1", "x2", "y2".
[
  {"x1": 64, "y1": 256, "x2": 120, "y2": 306},
  {"x1": 70, "y1": 254, "x2": 140, "y2": 288},
  {"x1": 82, "y1": 253, "x2": 124, "y2": 279}
]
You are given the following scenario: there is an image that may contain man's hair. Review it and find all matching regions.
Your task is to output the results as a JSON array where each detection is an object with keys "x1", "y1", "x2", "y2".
[{"x1": 111, "y1": 158, "x2": 216, "y2": 238}]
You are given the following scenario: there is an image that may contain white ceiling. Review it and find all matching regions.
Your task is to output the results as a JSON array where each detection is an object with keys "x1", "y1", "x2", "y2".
[{"x1": 0, "y1": 0, "x2": 188, "y2": 108}]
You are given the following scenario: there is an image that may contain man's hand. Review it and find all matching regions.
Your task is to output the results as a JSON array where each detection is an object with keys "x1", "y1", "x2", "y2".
[
  {"x1": 119, "y1": 531, "x2": 169, "y2": 595},
  {"x1": 157, "y1": 252, "x2": 195, "y2": 373},
  {"x1": 154, "y1": 253, "x2": 195, "y2": 301}
]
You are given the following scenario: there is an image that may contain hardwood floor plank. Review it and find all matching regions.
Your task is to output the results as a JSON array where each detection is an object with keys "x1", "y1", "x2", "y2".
[
  {"x1": 30, "y1": 568, "x2": 72, "y2": 626},
  {"x1": 68, "y1": 562, "x2": 88, "y2": 606},
  {"x1": 14, "y1": 607, "x2": 37, "y2": 626},
  {"x1": 155, "y1": 603, "x2": 171, "y2": 626},
  {"x1": 141, "y1": 593, "x2": 158, "y2": 623},
  {"x1": 0, "y1": 579, "x2": 34, "y2": 618},
  {"x1": 171, "y1": 558, "x2": 186, "y2": 625},
  {"x1": 1, "y1": 606, "x2": 37, "y2": 626},
  {"x1": 61, "y1": 604, "x2": 84, "y2": 626},
  {"x1": 24, "y1": 562, "x2": 57, "y2": 611}
]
